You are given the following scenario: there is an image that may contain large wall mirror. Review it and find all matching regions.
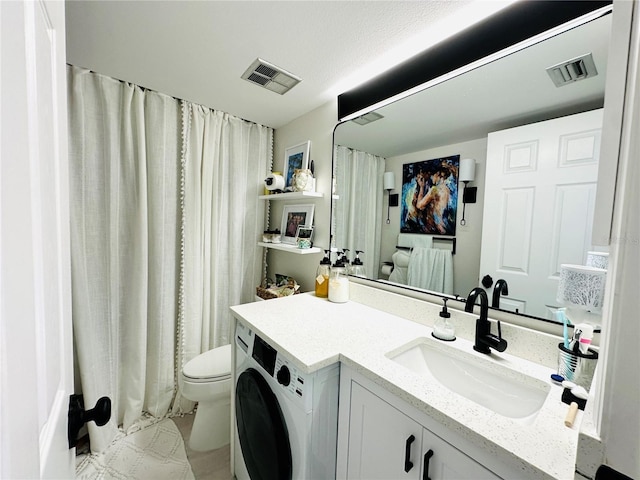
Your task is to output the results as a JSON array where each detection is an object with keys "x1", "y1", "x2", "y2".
[{"x1": 332, "y1": 4, "x2": 613, "y2": 325}]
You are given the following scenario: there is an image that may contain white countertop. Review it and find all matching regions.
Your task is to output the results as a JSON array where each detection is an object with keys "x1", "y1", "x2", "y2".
[{"x1": 230, "y1": 293, "x2": 580, "y2": 480}]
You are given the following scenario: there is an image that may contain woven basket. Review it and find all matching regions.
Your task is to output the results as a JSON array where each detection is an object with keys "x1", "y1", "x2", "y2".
[{"x1": 256, "y1": 285, "x2": 300, "y2": 300}]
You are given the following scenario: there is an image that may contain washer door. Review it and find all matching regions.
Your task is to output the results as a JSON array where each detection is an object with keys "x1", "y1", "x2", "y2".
[{"x1": 236, "y1": 368, "x2": 292, "y2": 480}]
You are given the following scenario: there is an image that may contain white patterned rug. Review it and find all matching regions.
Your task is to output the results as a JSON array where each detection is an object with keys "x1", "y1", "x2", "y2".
[{"x1": 76, "y1": 418, "x2": 195, "y2": 480}]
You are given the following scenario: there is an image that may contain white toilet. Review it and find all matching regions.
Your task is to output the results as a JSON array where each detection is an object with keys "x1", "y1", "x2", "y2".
[{"x1": 181, "y1": 344, "x2": 232, "y2": 452}]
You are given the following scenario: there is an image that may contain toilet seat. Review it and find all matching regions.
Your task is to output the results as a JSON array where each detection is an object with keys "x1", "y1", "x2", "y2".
[{"x1": 183, "y1": 344, "x2": 232, "y2": 383}]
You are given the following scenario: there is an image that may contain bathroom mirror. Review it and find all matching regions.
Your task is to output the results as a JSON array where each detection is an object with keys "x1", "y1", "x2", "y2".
[{"x1": 332, "y1": 6, "x2": 613, "y2": 324}]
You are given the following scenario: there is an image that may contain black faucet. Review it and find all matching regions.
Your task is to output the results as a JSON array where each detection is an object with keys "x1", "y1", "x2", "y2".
[
  {"x1": 491, "y1": 279, "x2": 509, "y2": 308},
  {"x1": 465, "y1": 287, "x2": 507, "y2": 355}
]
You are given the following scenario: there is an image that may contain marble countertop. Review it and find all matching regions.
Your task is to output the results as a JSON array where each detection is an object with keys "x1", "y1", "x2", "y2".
[{"x1": 230, "y1": 293, "x2": 580, "y2": 480}]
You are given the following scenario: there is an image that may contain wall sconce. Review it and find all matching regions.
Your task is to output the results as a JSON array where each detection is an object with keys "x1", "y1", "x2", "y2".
[
  {"x1": 383, "y1": 172, "x2": 397, "y2": 224},
  {"x1": 459, "y1": 158, "x2": 477, "y2": 226}
]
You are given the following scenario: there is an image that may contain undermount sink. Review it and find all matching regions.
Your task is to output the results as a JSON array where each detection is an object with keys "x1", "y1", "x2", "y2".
[{"x1": 387, "y1": 339, "x2": 550, "y2": 420}]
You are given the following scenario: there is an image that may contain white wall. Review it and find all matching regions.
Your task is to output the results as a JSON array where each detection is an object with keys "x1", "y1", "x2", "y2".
[
  {"x1": 266, "y1": 100, "x2": 337, "y2": 291},
  {"x1": 383, "y1": 138, "x2": 487, "y2": 297}
]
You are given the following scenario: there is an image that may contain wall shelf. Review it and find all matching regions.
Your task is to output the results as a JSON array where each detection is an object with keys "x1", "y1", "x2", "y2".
[
  {"x1": 259, "y1": 191, "x2": 323, "y2": 200},
  {"x1": 258, "y1": 242, "x2": 321, "y2": 255}
]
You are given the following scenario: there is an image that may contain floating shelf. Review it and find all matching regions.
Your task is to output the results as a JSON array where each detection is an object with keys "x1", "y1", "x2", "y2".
[
  {"x1": 259, "y1": 191, "x2": 323, "y2": 200},
  {"x1": 258, "y1": 242, "x2": 321, "y2": 254}
]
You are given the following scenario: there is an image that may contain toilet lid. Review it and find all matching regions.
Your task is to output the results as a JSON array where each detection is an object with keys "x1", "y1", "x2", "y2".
[{"x1": 183, "y1": 344, "x2": 232, "y2": 380}]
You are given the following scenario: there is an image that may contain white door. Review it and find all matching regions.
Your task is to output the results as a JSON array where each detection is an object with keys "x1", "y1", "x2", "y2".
[
  {"x1": 0, "y1": 1, "x2": 74, "y2": 478},
  {"x1": 479, "y1": 109, "x2": 603, "y2": 319}
]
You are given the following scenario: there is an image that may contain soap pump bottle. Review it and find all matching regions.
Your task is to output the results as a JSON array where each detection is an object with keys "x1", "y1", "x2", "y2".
[
  {"x1": 315, "y1": 250, "x2": 331, "y2": 298},
  {"x1": 432, "y1": 298, "x2": 456, "y2": 341},
  {"x1": 351, "y1": 250, "x2": 367, "y2": 278},
  {"x1": 342, "y1": 249, "x2": 351, "y2": 275},
  {"x1": 329, "y1": 251, "x2": 349, "y2": 303}
]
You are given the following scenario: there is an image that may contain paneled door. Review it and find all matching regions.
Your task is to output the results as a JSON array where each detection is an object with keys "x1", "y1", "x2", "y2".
[
  {"x1": 480, "y1": 109, "x2": 603, "y2": 319},
  {"x1": 0, "y1": 0, "x2": 74, "y2": 478}
]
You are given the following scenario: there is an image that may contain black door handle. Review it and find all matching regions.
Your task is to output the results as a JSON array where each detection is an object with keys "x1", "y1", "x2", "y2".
[
  {"x1": 404, "y1": 434, "x2": 416, "y2": 472},
  {"x1": 68, "y1": 394, "x2": 111, "y2": 448},
  {"x1": 423, "y1": 449, "x2": 434, "y2": 480}
]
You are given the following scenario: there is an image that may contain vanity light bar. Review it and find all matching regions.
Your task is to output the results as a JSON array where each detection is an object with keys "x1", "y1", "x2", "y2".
[
  {"x1": 339, "y1": 4, "x2": 612, "y2": 122},
  {"x1": 241, "y1": 58, "x2": 301, "y2": 95},
  {"x1": 546, "y1": 53, "x2": 598, "y2": 87}
]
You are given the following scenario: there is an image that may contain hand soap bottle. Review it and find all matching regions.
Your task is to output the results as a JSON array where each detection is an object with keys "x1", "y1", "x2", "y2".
[
  {"x1": 328, "y1": 252, "x2": 349, "y2": 303},
  {"x1": 351, "y1": 250, "x2": 367, "y2": 278},
  {"x1": 432, "y1": 298, "x2": 456, "y2": 341},
  {"x1": 315, "y1": 250, "x2": 331, "y2": 298}
]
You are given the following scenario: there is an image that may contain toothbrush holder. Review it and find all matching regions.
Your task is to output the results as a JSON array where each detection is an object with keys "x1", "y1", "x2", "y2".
[{"x1": 557, "y1": 343, "x2": 598, "y2": 391}]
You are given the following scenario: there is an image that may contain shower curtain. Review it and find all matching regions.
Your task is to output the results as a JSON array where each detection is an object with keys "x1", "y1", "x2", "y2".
[
  {"x1": 333, "y1": 145, "x2": 385, "y2": 277},
  {"x1": 67, "y1": 66, "x2": 272, "y2": 452},
  {"x1": 173, "y1": 102, "x2": 271, "y2": 411}
]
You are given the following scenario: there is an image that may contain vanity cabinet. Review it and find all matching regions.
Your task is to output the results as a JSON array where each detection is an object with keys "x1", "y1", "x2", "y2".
[{"x1": 337, "y1": 368, "x2": 502, "y2": 480}]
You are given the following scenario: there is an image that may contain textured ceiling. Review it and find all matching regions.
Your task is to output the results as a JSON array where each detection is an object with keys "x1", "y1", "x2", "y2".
[{"x1": 65, "y1": 1, "x2": 484, "y2": 128}]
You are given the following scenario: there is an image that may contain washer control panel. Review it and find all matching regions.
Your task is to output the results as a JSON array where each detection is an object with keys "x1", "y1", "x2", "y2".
[
  {"x1": 237, "y1": 323, "x2": 308, "y2": 404},
  {"x1": 275, "y1": 356, "x2": 307, "y2": 400}
]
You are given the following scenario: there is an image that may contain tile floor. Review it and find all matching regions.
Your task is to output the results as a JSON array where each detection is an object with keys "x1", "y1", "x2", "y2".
[{"x1": 172, "y1": 414, "x2": 232, "y2": 480}]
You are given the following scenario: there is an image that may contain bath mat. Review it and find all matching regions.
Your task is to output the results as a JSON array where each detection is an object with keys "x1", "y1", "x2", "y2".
[{"x1": 76, "y1": 418, "x2": 195, "y2": 480}]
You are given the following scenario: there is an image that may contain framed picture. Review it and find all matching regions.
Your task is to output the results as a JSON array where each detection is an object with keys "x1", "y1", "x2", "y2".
[
  {"x1": 281, "y1": 204, "x2": 314, "y2": 244},
  {"x1": 400, "y1": 155, "x2": 460, "y2": 236},
  {"x1": 295, "y1": 226, "x2": 314, "y2": 240},
  {"x1": 283, "y1": 141, "x2": 311, "y2": 188}
]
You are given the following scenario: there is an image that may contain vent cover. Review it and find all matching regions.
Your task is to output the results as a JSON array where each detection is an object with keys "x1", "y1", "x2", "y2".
[
  {"x1": 546, "y1": 53, "x2": 598, "y2": 87},
  {"x1": 241, "y1": 58, "x2": 301, "y2": 95},
  {"x1": 352, "y1": 111, "x2": 384, "y2": 126}
]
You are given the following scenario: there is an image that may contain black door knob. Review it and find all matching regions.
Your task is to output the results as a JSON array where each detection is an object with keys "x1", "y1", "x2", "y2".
[{"x1": 68, "y1": 394, "x2": 111, "y2": 448}]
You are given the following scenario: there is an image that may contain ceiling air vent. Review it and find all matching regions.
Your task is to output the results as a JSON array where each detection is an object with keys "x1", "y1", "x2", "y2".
[
  {"x1": 546, "y1": 53, "x2": 598, "y2": 88},
  {"x1": 241, "y1": 58, "x2": 301, "y2": 95},
  {"x1": 352, "y1": 111, "x2": 384, "y2": 126}
]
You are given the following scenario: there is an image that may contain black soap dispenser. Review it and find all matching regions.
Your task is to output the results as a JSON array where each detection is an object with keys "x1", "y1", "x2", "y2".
[
  {"x1": 432, "y1": 298, "x2": 456, "y2": 341},
  {"x1": 351, "y1": 250, "x2": 366, "y2": 278}
]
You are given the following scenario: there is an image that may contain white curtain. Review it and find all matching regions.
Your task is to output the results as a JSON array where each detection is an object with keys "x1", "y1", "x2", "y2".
[
  {"x1": 67, "y1": 66, "x2": 272, "y2": 449},
  {"x1": 174, "y1": 102, "x2": 271, "y2": 411},
  {"x1": 333, "y1": 145, "x2": 385, "y2": 277},
  {"x1": 67, "y1": 66, "x2": 180, "y2": 452}
]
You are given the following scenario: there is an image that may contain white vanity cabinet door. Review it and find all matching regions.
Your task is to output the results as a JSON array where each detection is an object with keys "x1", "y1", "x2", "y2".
[
  {"x1": 344, "y1": 381, "x2": 501, "y2": 480},
  {"x1": 346, "y1": 382, "x2": 423, "y2": 479},
  {"x1": 421, "y1": 428, "x2": 501, "y2": 480}
]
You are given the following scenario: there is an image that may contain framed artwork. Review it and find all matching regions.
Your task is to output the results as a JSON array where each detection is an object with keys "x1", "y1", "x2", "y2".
[
  {"x1": 400, "y1": 155, "x2": 460, "y2": 236},
  {"x1": 281, "y1": 204, "x2": 314, "y2": 244},
  {"x1": 283, "y1": 141, "x2": 311, "y2": 188},
  {"x1": 295, "y1": 226, "x2": 314, "y2": 249}
]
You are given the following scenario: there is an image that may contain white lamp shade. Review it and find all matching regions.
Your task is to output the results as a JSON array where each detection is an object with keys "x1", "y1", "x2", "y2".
[
  {"x1": 556, "y1": 264, "x2": 607, "y2": 314},
  {"x1": 459, "y1": 158, "x2": 476, "y2": 183},
  {"x1": 383, "y1": 172, "x2": 395, "y2": 191}
]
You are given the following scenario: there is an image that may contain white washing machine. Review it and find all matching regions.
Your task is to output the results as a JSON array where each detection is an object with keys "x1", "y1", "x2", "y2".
[{"x1": 234, "y1": 321, "x2": 340, "y2": 480}]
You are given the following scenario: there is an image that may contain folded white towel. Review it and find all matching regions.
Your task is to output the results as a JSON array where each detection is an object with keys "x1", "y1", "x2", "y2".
[{"x1": 407, "y1": 247, "x2": 454, "y2": 294}]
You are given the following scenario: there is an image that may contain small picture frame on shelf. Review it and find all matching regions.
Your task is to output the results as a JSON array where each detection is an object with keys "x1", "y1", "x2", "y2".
[
  {"x1": 281, "y1": 204, "x2": 314, "y2": 244},
  {"x1": 283, "y1": 141, "x2": 311, "y2": 188},
  {"x1": 295, "y1": 226, "x2": 314, "y2": 249}
]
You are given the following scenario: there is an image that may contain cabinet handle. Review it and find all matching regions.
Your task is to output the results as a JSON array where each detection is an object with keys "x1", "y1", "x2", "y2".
[
  {"x1": 423, "y1": 449, "x2": 434, "y2": 480},
  {"x1": 404, "y1": 434, "x2": 416, "y2": 472}
]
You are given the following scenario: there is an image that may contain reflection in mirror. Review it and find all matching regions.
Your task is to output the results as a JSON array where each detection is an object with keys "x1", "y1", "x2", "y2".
[{"x1": 332, "y1": 10, "x2": 612, "y2": 324}]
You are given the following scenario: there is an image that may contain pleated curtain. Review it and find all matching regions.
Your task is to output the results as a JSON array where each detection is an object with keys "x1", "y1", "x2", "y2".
[
  {"x1": 174, "y1": 102, "x2": 271, "y2": 411},
  {"x1": 333, "y1": 145, "x2": 385, "y2": 277},
  {"x1": 67, "y1": 66, "x2": 272, "y2": 451}
]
